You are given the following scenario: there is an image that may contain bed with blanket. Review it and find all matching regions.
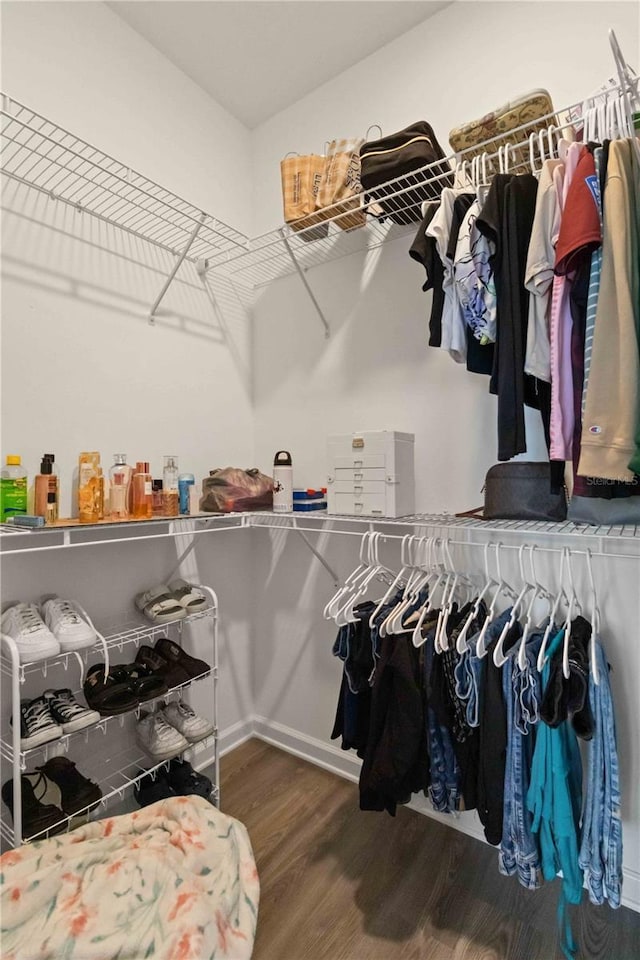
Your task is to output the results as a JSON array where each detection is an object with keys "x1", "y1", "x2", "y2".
[{"x1": 0, "y1": 795, "x2": 259, "y2": 960}]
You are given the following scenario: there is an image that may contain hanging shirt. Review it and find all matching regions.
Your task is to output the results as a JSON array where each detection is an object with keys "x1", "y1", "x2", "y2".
[
  {"x1": 524, "y1": 159, "x2": 565, "y2": 382},
  {"x1": 454, "y1": 198, "x2": 498, "y2": 344},
  {"x1": 549, "y1": 141, "x2": 586, "y2": 461},
  {"x1": 579, "y1": 139, "x2": 640, "y2": 481},
  {"x1": 409, "y1": 203, "x2": 444, "y2": 347},
  {"x1": 426, "y1": 188, "x2": 471, "y2": 363},
  {"x1": 581, "y1": 146, "x2": 606, "y2": 418}
]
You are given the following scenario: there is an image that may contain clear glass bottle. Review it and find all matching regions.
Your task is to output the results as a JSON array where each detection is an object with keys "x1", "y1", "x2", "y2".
[
  {"x1": 109, "y1": 454, "x2": 132, "y2": 519},
  {"x1": 132, "y1": 461, "x2": 153, "y2": 519},
  {"x1": 163, "y1": 456, "x2": 179, "y2": 516}
]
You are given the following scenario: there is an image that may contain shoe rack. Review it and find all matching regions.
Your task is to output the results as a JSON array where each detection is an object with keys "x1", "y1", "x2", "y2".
[{"x1": 0, "y1": 590, "x2": 219, "y2": 848}]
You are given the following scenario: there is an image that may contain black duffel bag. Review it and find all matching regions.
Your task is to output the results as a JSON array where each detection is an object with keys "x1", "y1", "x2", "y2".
[{"x1": 359, "y1": 121, "x2": 453, "y2": 225}]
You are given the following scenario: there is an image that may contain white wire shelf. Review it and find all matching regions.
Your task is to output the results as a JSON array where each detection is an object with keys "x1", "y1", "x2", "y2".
[
  {"x1": 0, "y1": 735, "x2": 218, "y2": 846},
  {"x1": 0, "y1": 93, "x2": 248, "y2": 266},
  {"x1": 0, "y1": 606, "x2": 215, "y2": 681},
  {"x1": 0, "y1": 513, "x2": 247, "y2": 555},
  {"x1": 0, "y1": 666, "x2": 213, "y2": 768},
  {"x1": 247, "y1": 510, "x2": 640, "y2": 543},
  {"x1": 209, "y1": 99, "x2": 584, "y2": 290}
]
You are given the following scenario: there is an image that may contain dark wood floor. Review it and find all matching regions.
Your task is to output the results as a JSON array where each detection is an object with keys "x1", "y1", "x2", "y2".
[{"x1": 220, "y1": 739, "x2": 640, "y2": 960}]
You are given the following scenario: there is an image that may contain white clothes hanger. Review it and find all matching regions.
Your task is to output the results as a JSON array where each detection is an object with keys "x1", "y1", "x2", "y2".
[
  {"x1": 585, "y1": 548, "x2": 601, "y2": 685},
  {"x1": 456, "y1": 542, "x2": 497, "y2": 653},
  {"x1": 324, "y1": 531, "x2": 372, "y2": 620},
  {"x1": 381, "y1": 536, "x2": 428, "y2": 636},
  {"x1": 476, "y1": 543, "x2": 518, "y2": 659},
  {"x1": 529, "y1": 132, "x2": 540, "y2": 174},
  {"x1": 516, "y1": 544, "x2": 553, "y2": 670},
  {"x1": 493, "y1": 544, "x2": 534, "y2": 667},
  {"x1": 560, "y1": 547, "x2": 582, "y2": 680},
  {"x1": 609, "y1": 28, "x2": 640, "y2": 164},
  {"x1": 336, "y1": 532, "x2": 393, "y2": 625},
  {"x1": 368, "y1": 534, "x2": 412, "y2": 629},
  {"x1": 537, "y1": 546, "x2": 570, "y2": 672}
]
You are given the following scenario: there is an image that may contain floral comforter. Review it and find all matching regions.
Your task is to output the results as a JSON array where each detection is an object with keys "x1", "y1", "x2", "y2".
[{"x1": 0, "y1": 795, "x2": 259, "y2": 960}]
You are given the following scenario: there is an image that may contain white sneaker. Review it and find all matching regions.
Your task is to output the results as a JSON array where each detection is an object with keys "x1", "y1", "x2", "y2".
[
  {"x1": 136, "y1": 710, "x2": 188, "y2": 760},
  {"x1": 1, "y1": 603, "x2": 60, "y2": 663},
  {"x1": 162, "y1": 701, "x2": 214, "y2": 743},
  {"x1": 41, "y1": 598, "x2": 96, "y2": 652}
]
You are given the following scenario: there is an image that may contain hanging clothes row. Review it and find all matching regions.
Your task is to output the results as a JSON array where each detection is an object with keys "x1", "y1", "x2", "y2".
[
  {"x1": 326, "y1": 534, "x2": 622, "y2": 960},
  {"x1": 410, "y1": 109, "x2": 640, "y2": 505}
]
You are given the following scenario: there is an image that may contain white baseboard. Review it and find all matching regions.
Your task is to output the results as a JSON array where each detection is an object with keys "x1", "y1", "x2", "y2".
[
  {"x1": 250, "y1": 714, "x2": 640, "y2": 913},
  {"x1": 218, "y1": 717, "x2": 256, "y2": 757}
]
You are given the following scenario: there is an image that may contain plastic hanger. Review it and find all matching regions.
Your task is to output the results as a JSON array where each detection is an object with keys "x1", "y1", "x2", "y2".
[
  {"x1": 529, "y1": 132, "x2": 540, "y2": 175},
  {"x1": 323, "y1": 531, "x2": 371, "y2": 620},
  {"x1": 476, "y1": 543, "x2": 518, "y2": 659},
  {"x1": 337, "y1": 532, "x2": 393, "y2": 625},
  {"x1": 560, "y1": 547, "x2": 582, "y2": 680},
  {"x1": 585, "y1": 548, "x2": 601, "y2": 685},
  {"x1": 380, "y1": 536, "x2": 426, "y2": 637},
  {"x1": 368, "y1": 534, "x2": 412, "y2": 629},
  {"x1": 516, "y1": 544, "x2": 553, "y2": 670},
  {"x1": 388, "y1": 536, "x2": 436, "y2": 635},
  {"x1": 537, "y1": 547, "x2": 570, "y2": 672},
  {"x1": 456, "y1": 542, "x2": 496, "y2": 653},
  {"x1": 493, "y1": 544, "x2": 534, "y2": 667}
]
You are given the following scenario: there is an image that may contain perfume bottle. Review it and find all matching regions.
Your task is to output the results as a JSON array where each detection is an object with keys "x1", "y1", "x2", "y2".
[
  {"x1": 162, "y1": 456, "x2": 179, "y2": 517},
  {"x1": 35, "y1": 456, "x2": 55, "y2": 519},
  {"x1": 78, "y1": 452, "x2": 102, "y2": 523},
  {"x1": 152, "y1": 479, "x2": 164, "y2": 517},
  {"x1": 132, "y1": 461, "x2": 153, "y2": 519},
  {"x1": 110, "y1": 454, "x2": 132, "y2": 519}
]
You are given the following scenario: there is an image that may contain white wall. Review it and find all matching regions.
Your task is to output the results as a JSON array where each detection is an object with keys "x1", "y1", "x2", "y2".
[{"x1": 0, "y1": 2, "x2": 255, "y2": 744}]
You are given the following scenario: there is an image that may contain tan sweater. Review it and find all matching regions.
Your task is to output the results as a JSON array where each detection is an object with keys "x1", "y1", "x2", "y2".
[{"x1": 579, "y1": 139, "x2": 640, "y2": 482}]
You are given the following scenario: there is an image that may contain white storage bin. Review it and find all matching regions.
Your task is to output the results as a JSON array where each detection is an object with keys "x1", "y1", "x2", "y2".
[{"x1": 327, "y1": 431, "x2": 415, "y2": 518}]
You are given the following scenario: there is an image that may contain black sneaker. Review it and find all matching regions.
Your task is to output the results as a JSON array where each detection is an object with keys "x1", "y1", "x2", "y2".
[
  {"x1": 12, "y1": 696, "x2": 63, "y2": 751},
  {"x1": 2, "y1": 774, "x2": 66, "y2": 839},
  {"x1": 134, "y1": 769, "x2": 178, "y2": 808},
  {"x1": 166, "y1": 758, "x2": 213, "y2": 800},
  {"x1": 37, "y1": 757, "x2": 102, "y2": 816},
  {"x1": 44, "y1": 689, "x2": 101, "y2": 733}
]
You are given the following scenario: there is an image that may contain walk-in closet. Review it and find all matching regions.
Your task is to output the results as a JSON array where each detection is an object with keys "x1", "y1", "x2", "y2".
[{"x1": 1, "y1": 2, "x2": 640, "y2": 958}]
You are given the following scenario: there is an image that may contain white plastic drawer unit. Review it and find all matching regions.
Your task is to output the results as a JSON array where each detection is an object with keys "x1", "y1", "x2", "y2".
[{"x1": 327, "y1": 431, "x2": 415, "y2": 518}]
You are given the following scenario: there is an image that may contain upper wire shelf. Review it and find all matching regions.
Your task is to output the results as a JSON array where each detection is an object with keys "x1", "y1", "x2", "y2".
[
  {"x1": 209, "y1": 97, "x2": 586, "y2": 289},
  {"x1": 0, "y1": 93, "x2": 249, "y2": 266}
]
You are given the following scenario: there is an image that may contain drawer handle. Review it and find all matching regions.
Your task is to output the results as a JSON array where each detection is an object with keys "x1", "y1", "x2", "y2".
[
  {"x1": 354, "y1": 502, "x2": 363, "y2": 512},
  {"x1": 354, "y1": 473, "x2": 363, "y2": 481},
  {"x1": 353, "y1": 460, "x2": 363, "y2": 468},
  {"x1": 354, "y1": 486, "x2": 363, "y2": 494}
]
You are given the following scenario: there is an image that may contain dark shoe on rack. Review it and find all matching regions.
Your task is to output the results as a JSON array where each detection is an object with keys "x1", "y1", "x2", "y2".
[
  {"x1": 154, "y1": 636, "x2": 211, "y2": 681},
  {"x1": 165, "y1": 758, "x2": 213, "y2": 800},
  {"x1": 135, "y1": 644, "x2": 191, "y2": 689},
  {"x1": 84, "y1": 664, "x2": 139, "y2": 716},
  {"x1": 111, "y1": 663, "x2": 168, "y2": 703},
  {"x1": 2, "y1": 773, "x2": 66, "y2": 840},
  {"x1": 37, "y1": 757, "x2": 102, "y2": 816},
  {"x1": 133, "y1": 769, "x2": 178, "y2": 807}
]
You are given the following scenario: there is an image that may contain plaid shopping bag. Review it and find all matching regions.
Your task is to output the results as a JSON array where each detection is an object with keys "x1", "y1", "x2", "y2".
[
  {"x1": 280, "y1": 153, "x2": 328, "y2": 241},
  {"x1": 317, "y1": 137, "x2": 366, "y2": 231}
]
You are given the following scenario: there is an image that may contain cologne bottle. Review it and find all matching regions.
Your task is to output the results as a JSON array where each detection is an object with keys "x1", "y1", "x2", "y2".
[{"x1": 162, "y1": 455, "x2": 179, "y2": 516}]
